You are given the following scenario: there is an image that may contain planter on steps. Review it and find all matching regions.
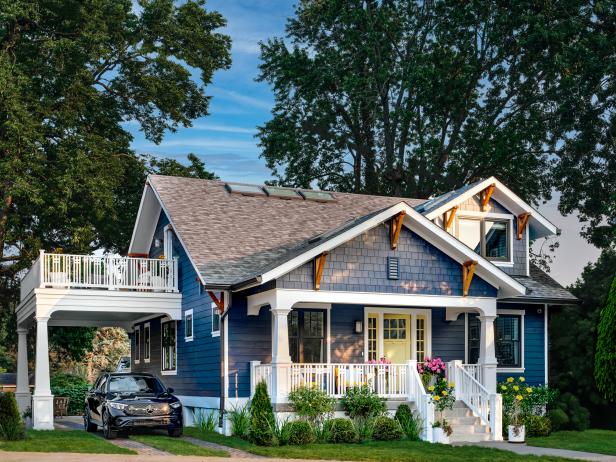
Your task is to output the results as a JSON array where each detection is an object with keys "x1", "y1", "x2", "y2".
[{"x1": 508, "y1": 425, "x2": 525, "y2": 443}]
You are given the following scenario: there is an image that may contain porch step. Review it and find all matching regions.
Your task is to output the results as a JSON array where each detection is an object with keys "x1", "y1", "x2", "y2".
[
  {"x1": 449, "y1": 433, "x2": 492, "y2": 443},
  {"x1": 441, "y1": 401, "x2": 492, "y2": 443}
]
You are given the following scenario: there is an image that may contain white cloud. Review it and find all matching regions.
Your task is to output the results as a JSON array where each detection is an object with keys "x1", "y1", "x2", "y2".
[
  {"x1": 211, "y1": 87, "x2": 273, "y2": 111},
  {"x1": 135, "y1": 138, "x2": 258, "y2": 152},
  {"x1": 189, "y1": 123, "x2": 257, "y2": 135}
]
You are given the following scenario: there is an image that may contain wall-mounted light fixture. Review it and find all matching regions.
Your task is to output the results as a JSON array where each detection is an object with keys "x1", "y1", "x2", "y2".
[
  {"x1": 537, "y1": 308, "x2": 543, "y2": 314},
  {"x1": 154, "y1": 238, "x2": 162, "y2": 248},
  {"x1": 354, "y1": 320, "x2": 363, "y2": 334}
]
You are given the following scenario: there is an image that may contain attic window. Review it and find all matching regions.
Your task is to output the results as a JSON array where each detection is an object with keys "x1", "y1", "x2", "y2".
[
  {"x1": 299, "y1": 190, "x2": 336, "y2": 202},
  {"x1": 225, "y1": 183, "x2": 266, "y2": 196},
  {"x1": 387, "y1": 257, "x2": 400, "y2": 280},
  {"x1": 263, "y1": 186, "x2": 302, "y2": 199}
]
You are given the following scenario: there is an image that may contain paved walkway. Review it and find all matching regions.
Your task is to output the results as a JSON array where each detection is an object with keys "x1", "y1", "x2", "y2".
[
  {"x1": 455, "y1": 441, "x2": 616, "y2": 461},
  {"x1": 183, "y1": 435, "x2": 262, "y2": 458}
]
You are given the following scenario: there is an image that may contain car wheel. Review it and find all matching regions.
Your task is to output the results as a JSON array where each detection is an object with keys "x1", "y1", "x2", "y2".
[
  {"x1": 102, "y1": 410, "x2": 118, "y2": 440},
  {"x1": 168, "y1": 426, "x2": 183, "y2": 437},
  {"x1": 84, "y1": 407, "x2": 97, "y2": 432}
]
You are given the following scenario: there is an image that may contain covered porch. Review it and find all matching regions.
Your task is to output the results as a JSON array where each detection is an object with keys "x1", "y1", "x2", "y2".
[{"x1": 15, "y1": 251, "x2": 182, "y2": 430}]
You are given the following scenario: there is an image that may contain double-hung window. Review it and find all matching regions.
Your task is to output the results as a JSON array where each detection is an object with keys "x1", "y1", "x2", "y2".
[
  {"x1": 288, "y1": 309, "x2": 326, "y2": 363},
  {"x1": 467, "y1": 312, "x2": 523, "y2": 370},
  {"x1": 457, "y1": 217, "x2": 510, "y2": 262},
  {"x1": 161, "y1": 320, "x2": 177, "y2": 374},
  {"x1": 134, "y1": 326, "x2": 141, "y2": 364},
  {"x1": 185, "y1": 309, "x2": 194, "y2": 342},
  {"x1": 211, "y1": 302, "x2": 221, "y2": 336},
  {"x1": 144, "y1": 323, "x2": 151, "y2": 363}
]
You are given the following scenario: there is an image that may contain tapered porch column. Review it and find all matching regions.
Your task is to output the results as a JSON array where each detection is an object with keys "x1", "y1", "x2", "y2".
[
  {"x1": 478, "y1": 315, "x2": 498, "y2": 394},
  {"x1": 15, "y1": 327, "x2": 31, "y2": 413},
  {"x1": 270, "y1": 306, "x2": 292, "y2": 405},
  {"x1": 32, "y1": 316, "x2": 54, "y2": 430}
]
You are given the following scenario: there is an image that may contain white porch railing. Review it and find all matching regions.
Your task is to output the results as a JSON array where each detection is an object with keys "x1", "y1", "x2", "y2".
[
  {"x1": 20, "y1": 250, "x2": 179, "y2": 298},
  {"x1": 449, "y1": 360, "x2": 502, "y2": 441},
  {"x1": 408, "y1": 359, "x2": 435, "y2": 442}
]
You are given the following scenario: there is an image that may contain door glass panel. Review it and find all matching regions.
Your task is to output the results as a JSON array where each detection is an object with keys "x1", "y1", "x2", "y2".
[
  {"x1": 416, "y1": 316, "x2": 426, "y2": 362},
  {"x1": 368, "y1": 316, "x2": 377, "y2": 361}
]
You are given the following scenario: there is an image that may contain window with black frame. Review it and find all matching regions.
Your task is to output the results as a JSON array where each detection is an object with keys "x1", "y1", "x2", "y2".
[
  {"x1": 467, "y1": 314, "x2": 522, "y2": 368},
  {"x1": 287, "y1": 309, "x2": 326, "y2": 363},
  {"x1": 161, "y1": 320, "x2": 177, "y2": 371}
]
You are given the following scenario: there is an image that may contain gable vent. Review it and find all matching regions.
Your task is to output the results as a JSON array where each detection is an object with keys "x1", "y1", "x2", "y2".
[{"x1": 387, "y1": 257, "x2": 400, "y2": 280}]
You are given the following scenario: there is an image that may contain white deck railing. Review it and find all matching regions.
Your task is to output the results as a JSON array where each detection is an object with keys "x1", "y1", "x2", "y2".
[{"x1": 20, "y1": 250, "x2": 178, "y2": 298}]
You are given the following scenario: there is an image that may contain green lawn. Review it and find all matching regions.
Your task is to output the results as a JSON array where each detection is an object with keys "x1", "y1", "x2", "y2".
[
  {"x1": 130, "y1": 434, "x2": 229, "y2": 457},
  {"x1": 185, "y1": 428, "x2": 570, "y2": 462},
  {"x1": 0, "y1": 430, "x2": 135, "y2": 454},
  {"x1": 528, "y1": 430, "x2": 616, "y2": 456}
]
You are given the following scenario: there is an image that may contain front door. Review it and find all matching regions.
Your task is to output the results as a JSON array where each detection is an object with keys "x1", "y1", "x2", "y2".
[
  {"x1": 367, "y1": 310, "x2": 430, "y2": 363},
  {"x1": 383, "y1": 314, "x2": 410, "y2": 363}
]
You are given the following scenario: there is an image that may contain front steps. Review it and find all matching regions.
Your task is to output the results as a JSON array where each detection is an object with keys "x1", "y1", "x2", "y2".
[{"x1": 441, "y1": 401, "x2": 492, "y2": 443}]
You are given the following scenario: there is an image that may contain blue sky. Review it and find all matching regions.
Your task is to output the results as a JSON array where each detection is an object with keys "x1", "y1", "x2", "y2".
[{"x1": 127, "y1": 1, "x2": 599, "y2": 286}]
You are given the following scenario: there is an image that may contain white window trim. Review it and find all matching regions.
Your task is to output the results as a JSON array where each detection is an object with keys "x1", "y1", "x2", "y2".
[
  {"x1": 185, "y1": 309, "x2": 194, "y2": 342},
  {"x1": 211, "y1": 302, "x2": 221, "y2": 337},
  {"x1": 455, "y1": 213, "x2": 514, "y2": 266},
  {"x1": 134, "y1": 325, "x2": 141, "y2": 364},
  {"x1": 465, "y1": 308, "x2": 525, "y2": 372},
  {"x1": 161, "y1": 318, "x2": 178, "y2": 375},
  {"x1": 143, "y1": 322, "x2": 151, "y2": 363},
  {"x1": 363, "y1": 307, "x2": 432, "y2": 362}
]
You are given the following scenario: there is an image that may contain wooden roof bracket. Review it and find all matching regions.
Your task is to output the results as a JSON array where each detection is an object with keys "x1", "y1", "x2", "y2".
[
  {"x1": 481, "y1": 184, "x2": 496, "y2": 211},
  {"x1": 390, "y1": 211, "x2": 406, "y2": 249},
  {"x1": 517, "y1": 212, "x2": 531, "y2": 240},
  {"x1": 208, "y1": 290, "x2": 225, "y2": 315},
  {"x1": 314, "y1": 252, "x2": 328, "y2": 291},
  {"x1": 444, "y1": 206, "x2": 458, "y2": 231},
  {"x1": 462, "y1": 260, "x2": 478, "y2": 297}
]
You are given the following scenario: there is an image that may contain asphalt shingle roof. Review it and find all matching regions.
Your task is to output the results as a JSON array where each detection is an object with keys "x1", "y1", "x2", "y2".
[{"x1": 509, "y1": 263, "x2": 578, "y2": 303}]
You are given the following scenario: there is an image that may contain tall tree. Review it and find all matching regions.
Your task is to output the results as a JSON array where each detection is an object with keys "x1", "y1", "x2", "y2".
[
  {"x1": 595, "y1": 274, "x2": 616, "y2": 402},
  {"x1": 258, "y1": 0, "x2": 614, "y2": 239}
]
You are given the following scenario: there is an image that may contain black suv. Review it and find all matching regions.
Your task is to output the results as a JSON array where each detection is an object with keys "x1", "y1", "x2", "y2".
[{"x1": 84, "y1": 372, "x2": 183, "y2": 439}]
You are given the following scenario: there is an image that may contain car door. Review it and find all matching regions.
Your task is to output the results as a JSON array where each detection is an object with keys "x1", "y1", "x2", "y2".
[{"x1": 90, "y1": 374, "x2": 108, "y2": 424}]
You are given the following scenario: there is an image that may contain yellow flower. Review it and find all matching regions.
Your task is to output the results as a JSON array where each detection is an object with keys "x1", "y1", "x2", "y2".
[
  {"x1": 442, "y1": 390, "x2": 448, "y2": 396},
  {"x1": 501, "y1": 385, "x2": 508, "y2": 391},
  {"x1": 433, "y1": 395, "x2": 441, "y2": 401},
  {"x1": 448, "y1": 383, "x2": 455, "y2": 388},
  {"x1": 513, "y1": 385, "x2": 520, "y2": 391},
  {"x1": 428, "y1": 385, "x2": 435, "y2": 392},
  {"x1": 519, "y1": 377, "x2": 526, "y2": 382},
  {"x1": 515, "y1": 395, "x2": 523, "y2": 401},
  {"x1": 526, "y1": 387, "x2": 533, "y2": 394},
  {"x1": 507, "y1": 377, "x2": 514, "y2": 383}
]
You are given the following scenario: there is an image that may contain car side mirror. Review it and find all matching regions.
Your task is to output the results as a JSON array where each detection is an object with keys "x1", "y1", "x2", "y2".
[{"x1": 167, "y1": 387, "x2": 174, "y2": 394}]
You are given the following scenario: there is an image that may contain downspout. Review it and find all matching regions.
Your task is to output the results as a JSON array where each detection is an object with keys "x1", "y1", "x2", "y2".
[{"x1": 219, "y1": 292, "x2": 231, "y2": 429}]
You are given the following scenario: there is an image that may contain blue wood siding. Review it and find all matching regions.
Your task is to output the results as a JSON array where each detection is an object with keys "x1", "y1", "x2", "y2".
[
  {"x1": 277, "y1": 225, "x2": 497, "y2": 297},
  {"x1": 330, "y1": 304, "x2": 364, "y2": 363},
  {"x1": 431, "y1": 308, "x2": 465, "y2": 363}
]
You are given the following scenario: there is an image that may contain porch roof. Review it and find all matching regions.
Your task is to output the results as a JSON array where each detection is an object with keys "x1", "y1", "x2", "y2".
[{"x1": 507, "y1": 263, "x2": 578, "y2": 304}]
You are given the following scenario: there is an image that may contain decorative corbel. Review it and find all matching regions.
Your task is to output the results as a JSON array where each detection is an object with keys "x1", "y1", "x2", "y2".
[
  {"x1": 462, "y1": 260, "x2": 478, "y2": 297},
  {"x1": 444, "y1": 207, "x2": 458, "y2": 231},
  {"x1": 517, "y1": 212, "x2": 531, "y2": 240},
  {"x1": 208, "y1": 291, "x2": 225, "y2": 315},
  {"x1": 390, "y1": 211, "x2": 406, "y2": 249},
  {"x1": 314, "y1": 252, "x2": 328, "y2": 291},
  {"x1": 481, "y1": 184, "x2": 496, "y2": 211}
]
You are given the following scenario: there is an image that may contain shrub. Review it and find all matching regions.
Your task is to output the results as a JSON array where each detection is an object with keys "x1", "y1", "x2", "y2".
[
  {"x1": 286, "y1": 420, "x2": 316, "y2": 445},
  {"x1": 271, "y1": 417, "x2": 292, "y2": 446},
  {"x1": 50, "y1": 373, "x2": 91, "y2": 415},
  {"x1": 228, "y1": 404, "x2": 250, "y2": 439},
  {"x1": 372, "y1": 416, "x2": 403, "y2": 441},
  {"x1": 327, "y1": 418, "x2": 357, "y2": 443},
  {"x1": 194, "y1": 408, "x2": 218, "y2": 432},
  {"x1": 354, "y1": 416, "x2": 375, "y2": 441},
  {"x1": 288, "y1": 385, "x2": 335, "y2": 428},
  {"x1": 525, "y1": 414, "x2": 551, "y2": 437},
  {"x1": 0, "y1": 393, "x2": 26, "y2": 440},
  {"x1": 249, "y1": 381, "x2": 275, "y2": 446},
  {"x1": 395, "y1": 404, "x2": 422, "y2": 441},
  {"x1": 552, "y1": 393, "x2": 590, "y2": 431},
  {"x1": 595, "y1": 275, "x2": 616, "y2": 402},
  {"x1": 340, "y1": 385, "x2": 386, "y2": 420},
  {"x1": 547, "y1": 408, "x2": 569, "y2": 431}
]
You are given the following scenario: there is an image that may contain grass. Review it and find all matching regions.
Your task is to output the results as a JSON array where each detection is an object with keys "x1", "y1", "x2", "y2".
[
  {"x1": 130, "y1": 433, "x2": 229, "y2": 457},
  {"x1": 528, "y1": 429, "x2": 616, "y2": 456},
  {"x1": 0, "y1": 430, "x2": 135, "y2": 454},
  {"x1": 185, "y1": 428, "x2": 572, "y2": 462}
]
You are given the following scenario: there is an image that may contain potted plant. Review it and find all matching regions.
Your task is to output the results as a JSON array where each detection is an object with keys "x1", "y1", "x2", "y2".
[
  {"x1": 417, "y1": 357, "x2": 446, "y2": 388},
  {"x1": 507, "y1": 392, "x2": 525, "y2": 442},
  {"x1": 429, "y1": 377, "x2": 455, "y2": 444}
]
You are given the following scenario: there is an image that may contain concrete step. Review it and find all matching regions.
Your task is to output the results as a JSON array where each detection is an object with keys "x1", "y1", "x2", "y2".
[
  {"x1": 450, "y1": 424, "x2": 489, "y2": 434},
  {"x1": 449, "y1": 432, "x2": 492, "y2": 443},
  {"x1": 442, "y1": 407, "x2": 474, "y2": 418},
  {"x1": 443, "y1": 416, "x2": 481, "y2": 426}
]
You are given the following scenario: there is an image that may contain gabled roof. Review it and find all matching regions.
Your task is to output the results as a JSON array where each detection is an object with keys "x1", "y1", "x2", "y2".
[
  {"x1": 507, "y1": 263, "x2": 578, "y2": 304},
  {"x1": 417, "y1": 177, "x2": 559, "y2": 240}
]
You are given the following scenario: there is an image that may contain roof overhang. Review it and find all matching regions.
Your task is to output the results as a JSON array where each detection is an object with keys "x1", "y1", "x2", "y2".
[
  {"x1": 423, "y1": 177, "x2": 558, "y2": 240},
  {"x1": 257, "y1": 201, "x2": 527, "y2": 299},
  {"x1": 128, "y1": 182, "x2": 162, "y2": 256}
]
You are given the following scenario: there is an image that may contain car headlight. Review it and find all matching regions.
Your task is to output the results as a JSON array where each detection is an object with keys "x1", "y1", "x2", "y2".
[
  {"x1": 108, "y1": 402, "x2": 128, "y2": 410},
  {"x1": 169, "y1": 402, "x2": 182, "y2": 409}
]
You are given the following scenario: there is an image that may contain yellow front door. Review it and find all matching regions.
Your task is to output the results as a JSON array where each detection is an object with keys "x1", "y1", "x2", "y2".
[{"x1": 383, "y1": 314, "x2": 410, "y2": 363}]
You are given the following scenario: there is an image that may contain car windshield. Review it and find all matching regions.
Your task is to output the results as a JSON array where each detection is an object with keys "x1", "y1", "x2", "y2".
[{"x1": 108, "y1": 376, "x2": 165, "y2": 394}]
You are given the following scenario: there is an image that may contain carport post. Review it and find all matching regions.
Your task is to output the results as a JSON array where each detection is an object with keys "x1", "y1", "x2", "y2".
[
  {"x1": 15, "y1": 327, "x2": 31, "y2": 413},
  {"x1": 32, "y1": 316, "x2": 54, "y2": 430}
]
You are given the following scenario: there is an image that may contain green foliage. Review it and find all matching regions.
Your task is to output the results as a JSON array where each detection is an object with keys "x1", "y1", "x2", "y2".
[
  {"x1": 249, "y1": 382, "x2": 275, "y2": 446},
  {"x1": 50, "y1": 373, "x2": 91, "y2": 416},
  {"x1": 285, "y1": 420, "x2": 315, "y2": 446},
  {"x1": 146, "y1": 153, "x2": 219, "y2": 180},
  {"x1": 288, "y1": 385, "x2": 335, "y2": 428},
  {"x1": 547, "y1": 408, "x2": 569, "y2": 432},
  {"x1": 371, "y1": 416, "x2": 403, "y2": 441},
  {"x1": 228, "y1": 404, "x2": 250, "y2": 439},
  {"x1": 552, "y1": 393, "x2": 591, "y2": 431},
  {"x1": 194, "y1": 409, "x2": 218, "y2": 433},
  {"x1": 327, "y1": 418, "x2": 357, "y2": 443},
  {"x1": 427, "y1": 378, "x2": 455, "y2": 414},
  {"x1": 525, "y1": 415, "x2": 552, "y2": 438},
  {"x1": 340, "y1": 385, "x2": 386, "y2": 420},
  {"x1": 49, "y1": 327, "x2": 97, "y2": 362},
  {"x1": 0, "y1": 393, "x2": 25, "y2": 440},
  {"x1": 395, "y1": 404, "x2": 422, "y2": 441},
  {"x1": 595, "y1": 275, "x2": 616, "y2": 402}
]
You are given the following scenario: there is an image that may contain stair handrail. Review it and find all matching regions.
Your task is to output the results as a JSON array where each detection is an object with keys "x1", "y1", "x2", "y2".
[
  {"x1": 407, "y1": 360, "x2": 435, "y2": 442},
  {"x1": 450, "y1": 360, "x2": 502, "y2": 441}
]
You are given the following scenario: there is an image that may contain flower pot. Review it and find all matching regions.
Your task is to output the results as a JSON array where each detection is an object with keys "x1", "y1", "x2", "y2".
[
  {"x1": 508, "y1": 425, "x2": 525, "y2": 443},
  {"x1": 432, "y1": 427, "x2": 450, "y2": 444}
]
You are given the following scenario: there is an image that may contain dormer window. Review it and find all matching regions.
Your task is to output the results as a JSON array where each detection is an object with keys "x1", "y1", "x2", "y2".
[{"x1": 457, "y1": 217, "x2": 510, "y2": 262}]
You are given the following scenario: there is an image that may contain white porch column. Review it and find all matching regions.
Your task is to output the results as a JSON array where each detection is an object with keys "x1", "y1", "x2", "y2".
[
  {"x1": 270, "y1": 306, "x2": 292, "y2": 405},
  {"x1": 32, "y1": 316, "x2": 54, "y2": 430},
  {"x1": 478, "y1": 315, "x2": 498, "y2": 394},
  {"x1": 15, "y1": 327, "x2": 31, "y2": 413}
]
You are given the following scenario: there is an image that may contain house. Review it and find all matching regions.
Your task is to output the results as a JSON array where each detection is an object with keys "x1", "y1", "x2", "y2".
[{"x1": 15, "y1": 175, "x2": 577, "y2": 441}]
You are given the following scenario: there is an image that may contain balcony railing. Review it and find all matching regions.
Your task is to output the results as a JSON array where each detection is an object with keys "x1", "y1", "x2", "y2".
[{"x1": 20, "y1": 251, "x2": 178, "y2": 299}]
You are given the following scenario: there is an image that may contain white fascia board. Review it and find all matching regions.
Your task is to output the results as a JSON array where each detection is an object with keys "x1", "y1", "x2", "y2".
[
  {"x1": 128, "y1": 183, "x2": 162, "y2": 255},
  {"x1": 424, "y1": 177, "x2": 558, "y2": 239},
  {"x1": 147, "y1": 176, "x2": 207, "y2": 286},
  {"x1": 259, "y1": 201, "x2": 526, "y2": 298}
]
